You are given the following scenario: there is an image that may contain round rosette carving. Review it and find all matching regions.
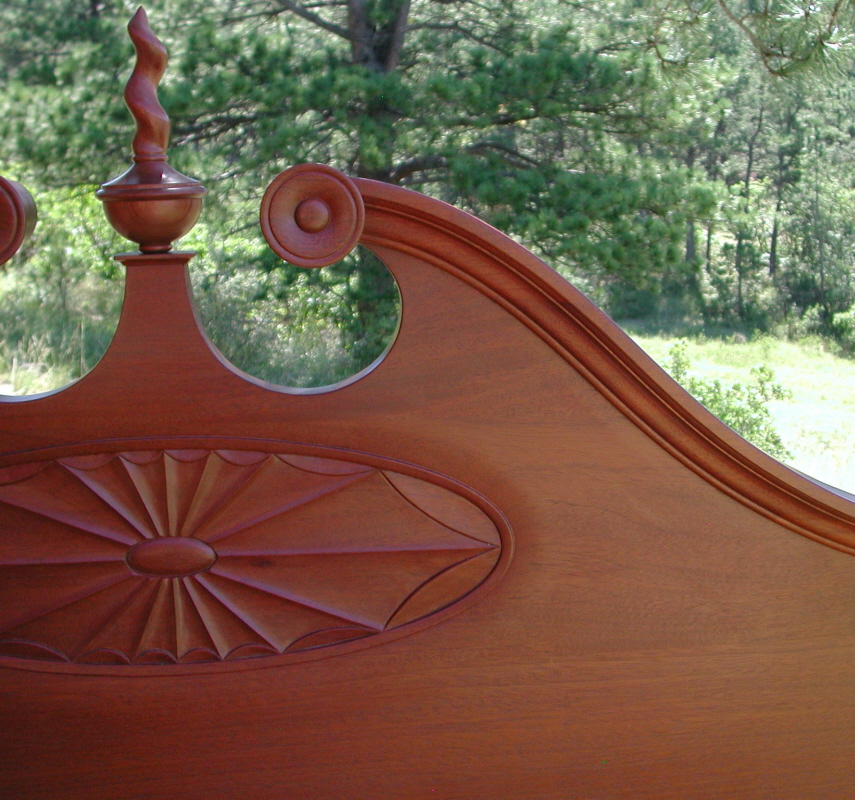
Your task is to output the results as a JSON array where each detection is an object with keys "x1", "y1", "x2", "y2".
[
  {"x1": 0, "y1": 177, "x2": 37, "y2": 267},
  {"x1": 260, "y1": 164, "x2": 365, "y2": 268},
  {"x1": 0, "y1": 446, "x2": 510, "y2": 672}
]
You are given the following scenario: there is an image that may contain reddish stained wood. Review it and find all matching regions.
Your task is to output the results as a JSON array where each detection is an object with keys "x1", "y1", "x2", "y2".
[
  {"x1": 0, "y1": 176, "x2": 37, "y2": 266},
  {"x1": 0, "y1": 447, "x2": 504, "y2": 667},
  {"x1": 260, "y1": 163, "x2": 365, "y2": 267},
  {"x1": 96, "y1": 8, "x2": 205, "y2": 253},
  {"x1": 0, "y1": 168, "x2": 854, "y2": 797},
  {"x1": 1, "y1": 10, "x2": 854, "y2": 799}
]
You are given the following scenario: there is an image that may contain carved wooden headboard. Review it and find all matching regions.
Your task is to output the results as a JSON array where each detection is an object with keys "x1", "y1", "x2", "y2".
[{"x1": 1, "y1": 10, "x2": 853, "y2": 799}]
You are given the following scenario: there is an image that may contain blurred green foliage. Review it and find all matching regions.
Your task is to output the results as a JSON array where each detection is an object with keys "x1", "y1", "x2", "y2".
[
  {"x1": 1, "y1": 0, "x2": 855, "y2": 394},
  {"x1": 665, "y1": 339, "x2": 792, "y2": 458}
]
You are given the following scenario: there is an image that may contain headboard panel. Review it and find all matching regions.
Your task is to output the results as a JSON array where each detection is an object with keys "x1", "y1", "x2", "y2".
[{"x1": 1, "y1": 9, "x2": 853, "y2": 799}]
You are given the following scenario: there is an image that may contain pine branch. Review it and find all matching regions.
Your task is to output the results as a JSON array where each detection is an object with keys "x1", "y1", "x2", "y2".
[
  {"x1": 407, "y1": 22, "x2": 508, "y2": 52},
  {"x1": 271, "y1": 0, "x2": 351, "y2": 40}
]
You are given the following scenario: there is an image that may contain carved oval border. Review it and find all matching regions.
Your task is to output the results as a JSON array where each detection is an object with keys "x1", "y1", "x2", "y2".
[{"x1": 0, "y1": 437, "x2": 513, "y2": 675}]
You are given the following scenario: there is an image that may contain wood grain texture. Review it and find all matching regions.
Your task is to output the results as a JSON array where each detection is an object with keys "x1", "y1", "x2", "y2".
[
  {"x1": 354, "y1": 179, "x2": 855, "y2": 555},
  {"x1": 0, "y1": 448, "x2": 504, "y2": 668},
  {"x1": 260, "y1": 163, "x2": 365, "y2": 267},
  {"x1": 1, "y1": 163, "x2": 854, "y2": 798},
  {"x1": 124, "y1": 6, "x2": 169, "y2": 158}
]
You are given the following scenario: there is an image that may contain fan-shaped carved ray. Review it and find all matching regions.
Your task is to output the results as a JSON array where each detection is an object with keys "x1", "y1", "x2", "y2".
[
  {"x1": 0, "y1": 502, "x2": 129, "y2": 565},
  {"x1": 178, "y1": 452, "x2": 266, "y2": 536},
  {"x1": 183, "y1": 576, "x2": 277, "y2": 659},
  {"x1": 70, "y1": 577, "x2": 154, "y2": 661},
  {"x1": 388, "y1": 548, "x2": 501, "y2": 627},
  {"x1": 0, "y1": 576, "x2": 146, "y2": 660},
  {"x1": 215, "y1": 450, "x2": 269, "y2": 466},
  {"x1": 0, "y1": 462, "x2": 50, "y2": 485},
  {"x1": 60, "y1": 454, "x2": 118, "y2": 470},
  {"x1": 215, "y1": 471, "x2": 493, "y2": 556},
  {"x1": 124, "y1": 451, "x2": 164, "y2": 465},
  {"x1": 165, "y1": 450, "x2": 210, "y2": 462},
  {"x1": 278, "y1": 455, "x2": 373, "y2": 476},
  {"x1": 384, "y1": 472, "x2": 501, "y2": 546},
  {"x1": 173, "y1": 577, "x2": 218, "y2": 659},
  {"x1": 62, "y1": 458, "x2": 161, "y2": 539},
  {"x1": 286, "y1": 627, "x2": 374, "y2": 652},
  {"x1": 0, "y1": 641, "x2": 67, "y2": 662},
  {"x1": 0, "y1": 561, "x2": 132, "y2": 633},
  {"x1": 164, "y1": 453, "x2": 208, "y2": 536},
  {"x1": 76, "y1": 579, "x2": 161, "y2": 662},
  {"x1": 193, "y1": 457, "x2": 369, "y2": 544},
  {"x1": 213, "y1": 549, "x2": 488, "y2": 630},
  {"x1": 196, "y1": 572, "x2": 371, "y2": 653},
  {"x1": 135, "y1": 579, "x2": 176, "y2": 659},
  {"x1": 121, "y1": 455, "x2": 169, "y2": 537},
  {"x1": 0, "y1": 463, "x2": 142, "y2": 545}
]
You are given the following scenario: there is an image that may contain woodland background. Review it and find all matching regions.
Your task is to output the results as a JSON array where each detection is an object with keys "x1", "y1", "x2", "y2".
[{"x1": 2, "y1": 0, "x2": 855, "y2": 484}]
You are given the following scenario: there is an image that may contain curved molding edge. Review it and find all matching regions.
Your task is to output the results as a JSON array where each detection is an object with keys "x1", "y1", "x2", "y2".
[{"x1": 354, "y1": 178, "x2": 855, "y2": 556}]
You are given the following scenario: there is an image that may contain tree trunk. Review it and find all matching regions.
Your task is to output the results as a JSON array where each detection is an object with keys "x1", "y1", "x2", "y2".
[
  {"x1": 769, "y1": 212, "x2": 778, "y2": 276},
  {"x1": 686, "y1": 219, "x2": 696, "y2": 263},
  {"x1": 348, "y1": 0, "x2": 411, "y2": 73},
  {"x1": 734, "y1": 104, "x2": 764, "y2": 321}
]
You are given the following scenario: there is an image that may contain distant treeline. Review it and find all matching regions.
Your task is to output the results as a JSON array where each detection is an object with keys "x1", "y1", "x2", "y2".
[{"x1": 2, "y1": 0, "x2": 855, "y2": 388}]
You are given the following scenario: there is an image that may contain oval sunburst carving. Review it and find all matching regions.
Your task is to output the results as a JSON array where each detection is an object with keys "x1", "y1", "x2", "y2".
[{"x1": 0, "y1": 448, "x2": 508, "y2": 669}]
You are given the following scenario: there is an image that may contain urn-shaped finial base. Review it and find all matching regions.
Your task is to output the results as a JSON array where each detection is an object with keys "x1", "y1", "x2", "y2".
[
  {"x1": 98, "y1": 157, "x2": 205, "y2": 254},
  {"x1": 97, "y1": 7, "x2": 205, "y2": 253}
]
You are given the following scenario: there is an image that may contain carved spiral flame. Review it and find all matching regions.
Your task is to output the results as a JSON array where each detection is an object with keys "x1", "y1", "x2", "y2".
[{"x1": 125, "y1": 7, "x2": 169, "y2": 158}]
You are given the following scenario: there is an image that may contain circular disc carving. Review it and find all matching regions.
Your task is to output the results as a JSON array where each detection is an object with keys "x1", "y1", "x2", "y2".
[
  {"x1": 0, "y1": 444, "x2": 511, "y2": 672},
  {"x1": 0, "y1": 178, "x2": 37, "y2": 266},
  {"x1": 260, "y1": 164, "x2": 365, "y2": 268}
]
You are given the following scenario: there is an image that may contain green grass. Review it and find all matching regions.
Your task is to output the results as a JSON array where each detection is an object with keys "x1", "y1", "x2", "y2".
[{"x1": 623, "y1": 328, "x2": 855, "y2": 493}]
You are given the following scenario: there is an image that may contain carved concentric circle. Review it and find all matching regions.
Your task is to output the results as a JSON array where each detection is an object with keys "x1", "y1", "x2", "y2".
[
  {"x1": 260, "y1": 163, "x2": 365, "y2": 268},
  {"x1": 0, "y1": 177, "x2": 37, "y2": 267},
  {"x1": 0, "y1": 446, "x2": 510, "y2": 671}
]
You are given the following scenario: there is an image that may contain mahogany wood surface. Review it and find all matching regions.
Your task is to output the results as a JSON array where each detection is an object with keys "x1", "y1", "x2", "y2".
[
  {"x1": 0, "y1": 176, "x2": 37, "y2": 267},
  {"x1": 1, "y1": 10, "x2": 854, "y2": 799},
  {"x1": 96, "y1": 8, "x2": 205, "y2": 254}
]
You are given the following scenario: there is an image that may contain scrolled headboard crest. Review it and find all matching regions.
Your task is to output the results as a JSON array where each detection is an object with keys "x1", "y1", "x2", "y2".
[
  {"x1": 1, "y1": 3, "x2": 855, "y2": 684},
  {"x1": 2, "y1": 7, "x2": 854, "y2": 796}
]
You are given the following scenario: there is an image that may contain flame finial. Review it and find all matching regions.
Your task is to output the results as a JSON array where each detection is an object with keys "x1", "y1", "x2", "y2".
[
  {"x1": 97, "y1": 6, "x2": 205, "y2": 254},
  {"x1": 126, "y1": 7, "x2": 169, "y2": 159}
]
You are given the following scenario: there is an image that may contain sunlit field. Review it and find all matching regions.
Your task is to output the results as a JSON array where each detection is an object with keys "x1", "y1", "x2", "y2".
[{"x1": 628, "y1": 332, "x2": 855, "y2": 494}]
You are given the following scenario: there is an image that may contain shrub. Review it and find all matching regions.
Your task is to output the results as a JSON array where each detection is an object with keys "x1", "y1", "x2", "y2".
[
  {"x1": 664, "y1": 340, "x2": 792, "y2": 460},
  {"x1": 831, "y1": 306, "x2": 855, "y2": 353}
]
